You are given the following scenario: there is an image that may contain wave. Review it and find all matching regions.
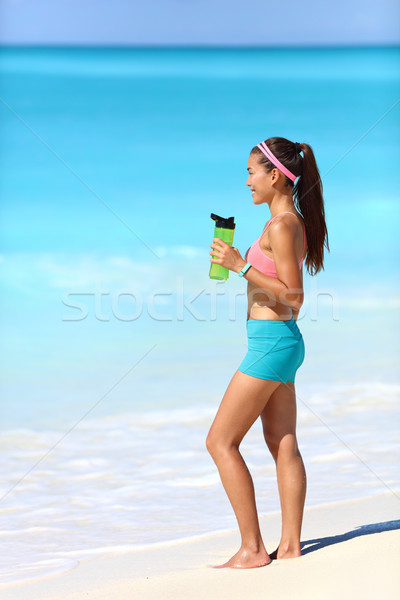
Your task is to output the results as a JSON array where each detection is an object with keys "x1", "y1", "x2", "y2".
[{"x1": 0, "y1": 379, "x2": 399, "y2": 585}]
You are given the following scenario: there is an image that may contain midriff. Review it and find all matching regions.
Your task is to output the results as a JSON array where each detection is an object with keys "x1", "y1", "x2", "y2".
[
  {"x1": 246, "y1": 270, "x2": 303, "y2": 322},
  {"x1": 245, "y1": 212, "x2": 306, "y2": 322}
]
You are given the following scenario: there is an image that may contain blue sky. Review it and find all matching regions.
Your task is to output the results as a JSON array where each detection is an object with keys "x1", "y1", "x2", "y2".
[{"x1": 1, "y1": 0, "x2": 399, "y2": 46}]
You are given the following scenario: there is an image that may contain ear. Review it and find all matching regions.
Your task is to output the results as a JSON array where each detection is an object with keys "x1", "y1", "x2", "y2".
[{"x1": 270, "y1": 168, "x2": 281, "y2": 183}]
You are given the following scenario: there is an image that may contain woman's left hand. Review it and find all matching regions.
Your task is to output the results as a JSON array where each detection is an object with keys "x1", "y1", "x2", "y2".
[{"x1": 210, "y1": 238, "x2": 247, "y2": 273}]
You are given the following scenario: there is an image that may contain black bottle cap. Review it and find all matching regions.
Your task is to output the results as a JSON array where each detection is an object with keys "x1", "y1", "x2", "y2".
[{"x1": 210, "y1": 213, "x2": 236, "y2": 229}]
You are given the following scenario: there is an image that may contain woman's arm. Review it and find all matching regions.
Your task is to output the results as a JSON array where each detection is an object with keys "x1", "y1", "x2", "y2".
[
  {"x1": 241, "y1": 220, "x2": 304, "y2": 311},
  {"x1": 210, "y1": 219, "x2": 304, "y2": 312}
]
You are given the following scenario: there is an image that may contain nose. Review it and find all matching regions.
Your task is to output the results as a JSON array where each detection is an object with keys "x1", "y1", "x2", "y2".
[{"x1": 246, "y1": 176, "x2": 250, "y2": 186}]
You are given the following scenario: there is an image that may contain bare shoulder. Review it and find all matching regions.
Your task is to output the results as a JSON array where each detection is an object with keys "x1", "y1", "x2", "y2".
[
  {"x1": 268, "y1": 213, "x2": 300, "y2": 240},
  {"x1": 267, "y1": 213, "x2": 305, "y2": 258},
  {"x1": 271, "y1": 212, "x2": 302, "y2": 229}
]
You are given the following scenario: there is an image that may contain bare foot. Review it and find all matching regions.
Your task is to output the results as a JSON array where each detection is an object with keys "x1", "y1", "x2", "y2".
[
  {"x1": 269, "y1": 545, "x2": 301, "y2": 560},
  {"x1": 213, "y1": 547, "x2": 271, "y2": 569}
]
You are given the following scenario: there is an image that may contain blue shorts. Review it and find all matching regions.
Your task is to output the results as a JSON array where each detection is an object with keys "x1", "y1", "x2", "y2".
[{"x1": 238, "y1": 317, "x2": 305, "y2": 383}]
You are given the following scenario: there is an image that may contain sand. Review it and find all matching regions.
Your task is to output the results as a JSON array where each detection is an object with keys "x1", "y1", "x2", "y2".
[{"x1": 2, "y1": 492, "x2": 400, "y2": 600}]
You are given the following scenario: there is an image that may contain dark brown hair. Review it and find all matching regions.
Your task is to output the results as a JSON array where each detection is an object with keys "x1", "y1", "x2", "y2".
[{"x1": 251, "y1": 136, "x2": 329, "y2": 276}]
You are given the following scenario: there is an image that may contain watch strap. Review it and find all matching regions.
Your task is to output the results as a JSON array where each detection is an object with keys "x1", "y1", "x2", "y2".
[{"x1": 238, "y1": 262, "x2": 252, "y2": 277}]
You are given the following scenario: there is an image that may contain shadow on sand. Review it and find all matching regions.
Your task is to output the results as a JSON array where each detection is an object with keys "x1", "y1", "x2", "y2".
[
  {"x1": 299, "y1": 519, "x2": 400, "y2": 556},
  {"x1": 269, "y1": 519, "x2": 400, "y2": 560}
]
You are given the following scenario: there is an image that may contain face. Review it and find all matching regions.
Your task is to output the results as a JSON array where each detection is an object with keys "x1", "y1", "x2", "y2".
[{"x1": 246, "y1": 153, "x2": 276, "y2": 205}]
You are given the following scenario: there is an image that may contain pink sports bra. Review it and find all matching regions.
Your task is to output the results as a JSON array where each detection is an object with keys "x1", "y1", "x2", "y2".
[{"x1": 244, "y1": 212, "x2": 306, "y2": 279}]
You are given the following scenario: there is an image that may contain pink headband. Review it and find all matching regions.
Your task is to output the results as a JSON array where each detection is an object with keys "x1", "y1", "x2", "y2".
[{"x1": 257, "y1": 141, "x2": 297, "y2": 182}]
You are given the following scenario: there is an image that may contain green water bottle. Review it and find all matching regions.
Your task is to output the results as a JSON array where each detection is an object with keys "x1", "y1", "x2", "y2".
[{"x1": 209, "y1": 213, "x2": 236, "y2": 280}]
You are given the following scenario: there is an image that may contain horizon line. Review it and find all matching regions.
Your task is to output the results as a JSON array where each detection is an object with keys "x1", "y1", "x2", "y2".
[{"x1": 1, "y1": 42, "x2": 399, "y2": 50}]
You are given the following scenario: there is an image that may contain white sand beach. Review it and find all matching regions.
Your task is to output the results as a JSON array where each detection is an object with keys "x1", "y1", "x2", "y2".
[{"x1": 2, "y1": 492, "x2": 399, "y2": 600}]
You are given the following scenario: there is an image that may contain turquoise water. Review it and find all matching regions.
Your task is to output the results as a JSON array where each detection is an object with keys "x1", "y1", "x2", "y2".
[
  {"x1": 1, "y1": 46, "x2": 399, "y2": 422},
  {"x1": 0, "y1": 47, "x2": 399, "y2": 583}
]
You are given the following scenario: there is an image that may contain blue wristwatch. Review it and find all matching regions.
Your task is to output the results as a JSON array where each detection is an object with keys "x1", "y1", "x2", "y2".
[{"x1": 238, "y1": 262, "x2": 252, "y2": 277}]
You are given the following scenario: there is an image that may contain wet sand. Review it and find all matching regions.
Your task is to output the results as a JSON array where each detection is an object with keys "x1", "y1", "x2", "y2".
[{"x1": 2, "y1": 492, "x2": 400, "y2": 600}]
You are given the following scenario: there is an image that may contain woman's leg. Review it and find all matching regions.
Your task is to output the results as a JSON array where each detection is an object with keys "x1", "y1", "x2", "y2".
[
  {"x1": 260, "y1": 381, "x2": 307, "y2": 559},
  {"x1": 206, "y1": 369, "x2": 282, "y2": 568}
]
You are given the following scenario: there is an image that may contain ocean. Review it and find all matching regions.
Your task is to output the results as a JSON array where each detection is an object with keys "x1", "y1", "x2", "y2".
[{"x1": 0, "y1": 46, "x2": 399, "y2": 584}]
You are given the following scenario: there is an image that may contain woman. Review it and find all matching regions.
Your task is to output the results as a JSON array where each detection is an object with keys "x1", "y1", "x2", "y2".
[{"x1": 207, "y1": 136, "x2": 329, "y2": 569}]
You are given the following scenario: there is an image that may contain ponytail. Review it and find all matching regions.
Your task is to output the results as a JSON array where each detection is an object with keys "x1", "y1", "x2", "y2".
[
  {"x1": 294, "y1": 142, "x2": 329, "y2": 276},
  {"x1": 251, "y1": 137, "x2": 330, "y2": 276}
]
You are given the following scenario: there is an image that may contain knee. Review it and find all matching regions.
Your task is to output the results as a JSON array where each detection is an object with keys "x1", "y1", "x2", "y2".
[
  {"x1": 263, "y1": 426, "x2": 280, "y2": 460},
  {"x1": 264, "y1": 432, "x2": 299, "y2": 462},
  {"x1": 206, "y1": 432, "x2": 234, "y2": 462},
  {"x1": 205, "y1": 432, "x2": 214, "y2": 456},
  {"x1": 264, "y1": 434, "x2": 280, "y2": 462}
]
